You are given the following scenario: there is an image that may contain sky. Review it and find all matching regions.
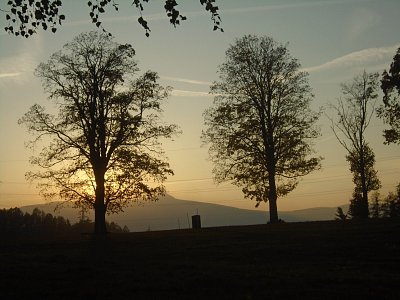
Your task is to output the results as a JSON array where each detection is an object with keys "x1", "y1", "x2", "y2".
[{"x1": 0, "y1": 0, "x2": 399, "y2": 213}]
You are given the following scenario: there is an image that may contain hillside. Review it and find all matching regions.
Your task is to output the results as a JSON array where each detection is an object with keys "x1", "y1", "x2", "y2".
[
  {"x1": 1, "y1": 220, "x2": 399, "y2": 299},
  {"x1": 19, "y1": 195, "x2": 347, "y2": 232}
]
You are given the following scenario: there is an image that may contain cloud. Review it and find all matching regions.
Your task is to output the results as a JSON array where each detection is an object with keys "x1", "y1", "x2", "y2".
[
  {"x1": 222, "y1": 0, "x2": 375, "y2": 15},
  {"x1": 62, "y1": 0, "x2": 370, "y2": 28},
  {"x1": 0, "y1": 35, "x2": 44, "y2": 86},
  {"x1": 303, "y1": 44, "x2": 400, "y2": 73},
  {"x1": 161, "y1": 76, "x2": 211, "y2": 86},
  {"x1": 0, "y1": 72, "x2": 21, "y2": 78},
  {"x1": 171, "y1": 89, "x2": 210, "y2": 97}
]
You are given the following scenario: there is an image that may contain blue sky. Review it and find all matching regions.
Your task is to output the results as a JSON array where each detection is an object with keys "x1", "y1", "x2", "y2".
[{"x1": 0, "y1": 0, "x2": 399, "y2": 212}]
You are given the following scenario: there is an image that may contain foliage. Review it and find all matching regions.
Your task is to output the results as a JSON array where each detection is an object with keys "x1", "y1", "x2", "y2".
[
  {"x1": 347, "y1": 184, "x2": 400, "y2": 220},
  {"x1": 378, "y1": 47, "x2": 400, "y2": 145},
  {"x1": 345, "y1": 144, "x2": 381, "y2": 194},
  {"x1": 19, "y1": 31, "x2": 179, "y2": 234},
  {"x1": 380, "y1": 183, "x2": 400, "y2": 219},
  {"x1": 335, "y1": 207, "x2": 347, "y2": 221},
  {"x1": 329, "y1": 71, "x2": 379, "y2": 218},
  {"x1": 0, "y1": 207, "x2": 71, "y2": 234},
  {"x1": 0, "y1": 207, "x2": 129, "y2": 234},
  {"x1": 348, "y1": 191, "x2": 366, "y2": 219},
  {"x1": 3, "y1": 0, "x2": 222, "y2": 38},
  {"x1": 202, "y1": 35, "x2": 322, "y2": 223},
  {"x1": 369, "y1": 191, "x2": 381, "y2": 219},
  {"x1": 71, "y1": 218, "x2": 130, "y2": 233}
]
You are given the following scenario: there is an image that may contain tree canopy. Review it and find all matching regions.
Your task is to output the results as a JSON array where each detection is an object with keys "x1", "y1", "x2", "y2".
[
  {"x1": 19, "y1": 31, "x2": 179, "y2": 234},
  {"x1": 202, "y1": 35, "x2": 322, "y2": 223},
  {"x1": 378, "y1": 47, "x2": 400, "y2": 145},
  {"x1": 3, "y1": 0, "x2": 222, "y2": 38}
]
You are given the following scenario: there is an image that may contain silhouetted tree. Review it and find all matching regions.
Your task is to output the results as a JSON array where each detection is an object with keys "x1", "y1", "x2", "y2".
[
  {"x1": 202, "y1": 35, "x2": 322, "y2": 223},
  {"x1": 19, "y1": 31, "x2": 179, "y2": 235},
  {"x1": 0, "y1": 207, "x2": 72, "y2": 234},
  {"x1": 369, "y1": 191, "x2": 381, "y2": 219},
  {"x1": 346, "y1": 144, "x2": 381, "y2": 218},
  {"x1": 381, "y1": 183, "x2": 400, "y2": 219},
  {"x1": 329, "y1": 71, "x2": 379, "y2": 219},
  {"x1": 122, "y1": 225, "x2": 130, "y2": 233},
  {"x1": 3, "y1": 0, "x2": 222, "y2": 38},
  {"x1": 378, "y1": 47, "x2": 400, "y2": 145},
  {"x1": 346, "y1": 144, "x2": 380, "y2": 193},
  {"x1": 348, "y1": 191, "x2": 365, "y2": 219},
  {"x1": 335, "y1": 207, "x2": 347, "y2": 221}
]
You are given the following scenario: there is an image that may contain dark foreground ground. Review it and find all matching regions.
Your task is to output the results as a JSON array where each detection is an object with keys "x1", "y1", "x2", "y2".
[{"x1": 1, "y1": 219, "x2": 399, "y2": 299}]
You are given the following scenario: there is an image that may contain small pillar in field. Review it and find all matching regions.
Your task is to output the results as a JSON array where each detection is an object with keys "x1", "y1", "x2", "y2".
[{"x1": 191, "y1": 215, "x2": 201, "y2": 229}]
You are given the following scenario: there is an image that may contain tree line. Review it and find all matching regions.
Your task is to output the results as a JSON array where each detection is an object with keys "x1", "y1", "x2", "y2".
[
  {"x1": 336, "y1": 183, "x2": 400, "y2": 221},
  {"x1": 9, "y1": 30, "x2": 400, "y2": 234},
  {"x1": 0, "y1": 207, "x2": 129, "y2": 235}
]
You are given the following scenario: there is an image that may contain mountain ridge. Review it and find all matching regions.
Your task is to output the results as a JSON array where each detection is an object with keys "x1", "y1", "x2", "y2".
[{"x1": 19, "y1": 194, "x2": 348, "y2": 232}]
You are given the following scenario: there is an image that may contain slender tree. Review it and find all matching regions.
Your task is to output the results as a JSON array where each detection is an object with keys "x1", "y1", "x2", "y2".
[
  {"x1": 3, "y1": 0, "x2": 222, "y2": 38},
  {"x1": 335, "y1": 207, "x2": 347, "y2": 221},
  {"x1": 329, "y1": 71, "x2": 379, "y2": 218},
  {"x1": 19, "y1": 31, "x2": 179, "y2": 235},
  {"x1": 202, "y1": 35, "x2": 322, "y2": 223},
  {"x1": 378, "y1": 47, "x2": 400, "y2": 145}
]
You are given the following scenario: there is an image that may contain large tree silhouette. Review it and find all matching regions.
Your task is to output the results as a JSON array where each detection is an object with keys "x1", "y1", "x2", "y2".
[
  {"x1": 378, "y1": 47, "x2": 400, "y2": 145},
  {"x1": 19, "y1": 31, "x2": 179, "y2": 235},
  {"x1": 202, "y1": 35, "x2": 322, "y2": 223},
  {"x1": 329, "y1": 71, "x2": 379, "y2": 219},
  {"x1": 3, "y1": 0, "x2": 222, "y2": 38}
]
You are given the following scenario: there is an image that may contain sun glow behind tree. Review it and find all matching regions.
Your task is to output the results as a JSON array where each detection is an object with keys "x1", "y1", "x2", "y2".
[{"x1": 19, "y1": 31, "x2": 179, "y2": 234}]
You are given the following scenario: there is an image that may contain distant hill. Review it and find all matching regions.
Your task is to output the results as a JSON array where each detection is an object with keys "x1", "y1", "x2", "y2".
[{"x1": 19, "y1": 195, "x2": 348, "y2": 232}]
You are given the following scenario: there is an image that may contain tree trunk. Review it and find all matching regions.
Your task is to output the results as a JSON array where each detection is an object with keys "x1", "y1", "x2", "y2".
[
  {"x1": 359, "y1": 144, "x2": 369, "y2": 219},
  {"x1": 268, "y1": 172, "x2": 279, "y2": 223},
  {"x1": 269, "y1": 195, "x2": 278, "y2": 223},
  {"x1": 94, "y1": 200, "x2": 107, "y2": 235},
  {"x1": 94, "y1": 170, "x2": 107, "y2": 235}
]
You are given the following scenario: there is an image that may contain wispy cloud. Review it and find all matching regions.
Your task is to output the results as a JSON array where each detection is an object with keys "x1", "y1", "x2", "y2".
[
  {"x1": 222, "y1": 0, "x2": 376, "y2": 15},
  {"x1": 0, "y1": 35, "x2": 44, "y2": 86},
  {"x1": 0, "y1": 72, "x2": 21, "y2": 78},
  {"x1": 303, "y1": 44, "x2": 400, "y2": 73},
  {"x1": 171, "y1": 89, "x2": 210, "y2": 97},
  {"x1": 162, "y1": 76, "x2": 211, "y2": 86},
  {"x1": 61, "y1": 0, "x2": 371, "y2": 28}
]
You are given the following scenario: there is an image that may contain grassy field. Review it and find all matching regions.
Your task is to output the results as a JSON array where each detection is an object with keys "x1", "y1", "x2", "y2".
[{"x1": 1, "y1": 219, "x2": 399, "y2": 299}]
